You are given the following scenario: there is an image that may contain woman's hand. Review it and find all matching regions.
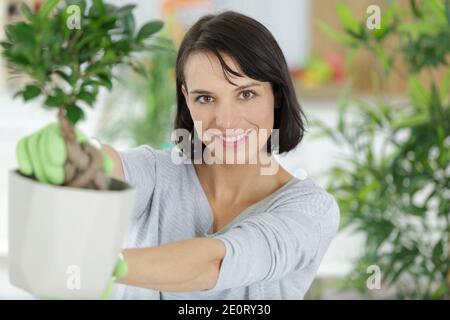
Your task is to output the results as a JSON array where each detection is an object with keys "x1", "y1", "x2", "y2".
[{"x1": 16, "y1": 123, "x2": 114, "y2": 185}]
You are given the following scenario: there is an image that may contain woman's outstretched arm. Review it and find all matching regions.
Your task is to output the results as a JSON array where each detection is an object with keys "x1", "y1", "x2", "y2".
[{"x1": 118, "y1": 238, "x2": 226, "y2": 292}]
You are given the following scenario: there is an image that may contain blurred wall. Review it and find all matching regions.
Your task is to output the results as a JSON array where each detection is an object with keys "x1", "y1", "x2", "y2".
[{"x1": 212, "y1": 0, "x2": 311, "y2": 68}]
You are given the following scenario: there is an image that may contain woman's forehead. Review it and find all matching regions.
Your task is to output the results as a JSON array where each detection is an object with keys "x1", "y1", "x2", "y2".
[{"x1": 183, "y1": 51, "x2": 257, "y2": 90}]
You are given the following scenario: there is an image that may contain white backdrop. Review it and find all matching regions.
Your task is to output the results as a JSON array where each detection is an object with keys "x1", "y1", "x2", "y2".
[{"x1": 108, "y1": 0, "x2": 311, "y2": 67}]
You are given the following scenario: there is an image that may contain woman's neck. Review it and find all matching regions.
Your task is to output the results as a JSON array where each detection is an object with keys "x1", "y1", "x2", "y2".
[{"x1": 194, "y1": 155, "x2": 293, "y2": 206}]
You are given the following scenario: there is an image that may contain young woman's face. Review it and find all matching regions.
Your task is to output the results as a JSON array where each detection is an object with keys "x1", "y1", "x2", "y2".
[{"x1": 181, "y1": 51, "x2": 275, "y2": 163}]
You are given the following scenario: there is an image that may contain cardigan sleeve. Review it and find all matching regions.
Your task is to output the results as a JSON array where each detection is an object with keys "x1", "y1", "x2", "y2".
[
  {"x1": 203, "y1": 192, "x2": 340, "y2": 292},
  {"x1": 118, "y1": 145, "x2": 157, "y2": 221}
]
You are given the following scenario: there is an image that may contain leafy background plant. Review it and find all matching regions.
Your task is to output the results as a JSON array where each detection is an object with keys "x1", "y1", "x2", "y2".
[
  {"x1": 316, "y1": 0, "x2": 450, "y2": 299},
  {"x1": 97, "y1": 34, "x2": 177, "y2": 149}
]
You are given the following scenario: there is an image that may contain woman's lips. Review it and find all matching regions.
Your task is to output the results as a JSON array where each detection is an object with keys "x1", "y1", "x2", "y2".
[{"x1": 215, "y1": 129, "x2": 253, "y2": 148}]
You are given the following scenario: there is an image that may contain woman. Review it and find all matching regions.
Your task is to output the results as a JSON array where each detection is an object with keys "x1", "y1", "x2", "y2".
[{"x1": 104, "y1": 11, "x2": 340, "y2": 299}]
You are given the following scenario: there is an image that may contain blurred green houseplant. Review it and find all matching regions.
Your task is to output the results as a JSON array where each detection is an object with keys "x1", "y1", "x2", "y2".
[
  {"x1": 317, "y1": 0, "x2": 450, "y2": 299},
  {"x1": 98, "y1": 35, "x2": 177, "y2": 149}
]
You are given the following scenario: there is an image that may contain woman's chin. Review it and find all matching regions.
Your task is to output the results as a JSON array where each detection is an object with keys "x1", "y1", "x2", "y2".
[{"x1": 202, "y1": 142, "x2": 262, "y2": 165}]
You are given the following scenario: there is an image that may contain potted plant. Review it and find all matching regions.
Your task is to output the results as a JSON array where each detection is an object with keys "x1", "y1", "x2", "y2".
[
  {"x1": 316, "y1": 1, "x2": 450, "y2": 298},
  {"x1": 1, "y1": 0, "x2": 164, "y2": 299}
]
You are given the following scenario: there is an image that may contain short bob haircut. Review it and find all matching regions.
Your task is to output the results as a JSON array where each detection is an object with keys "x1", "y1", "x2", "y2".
[{"x1": 174, "y1": 10, "x2": 306, "y2": 159}]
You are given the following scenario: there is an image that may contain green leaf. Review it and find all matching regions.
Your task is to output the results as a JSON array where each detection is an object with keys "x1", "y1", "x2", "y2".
[
  {"x1": 5, "y1": 22, "x2": 35, "y2": 44},
  {"x1": 446, "y1": 0, "x2": 450, "y2": 24},
  {"x1": 99, "y1": 15, "x2": 117, "y2": 29},
  {"x1": 102, "y1": 50, "x2": 118, "y2": 64},
  {"x1": 96, "y1": 73, "x2": 113, "y2": 90},
  {"x1": 410, "y1": 0, "x2": 422, "y2": 18},
  {"x1": 81, "y1": 79, "x2": 110, "y2": 90},
  {"x1": 85, "y1": 63, "x2": 108, "y2": 75},
  {"x1": 337, "y1": 3, "x2": 361, "y2": 34},
  {"x1": 44, "y1": 89, "x2": 66, "y2": 107},
  {"x1": 316, "y1": 20, "x2": 355, "y2": 46},
  {"x1": 98, "y1": 79, "x2": 113, "y2": 90},
  {"x1": 78, "y1": 90, "x2": 96, "y2": 107},
  {"x1": 398, "y1": 22, "x2": 439, "y2": 38},
  {"x1": 39, "y1": 0, "x2": 60, "y2": 18},
  {"x1": 22, "y1": 85, "x2": 42, "y2": 101},
  {"x1": 0, "y1": 41, "x2": 12, "y2": 50},
  {"x1": 116, "y1": 4, "x2": 136, "y2": 14},
  {"x1": 118, "y1": 12, "x2": 136, "y2": 39},
  {"x1": 394, "y1": 114, "x2": 430, "y2": 130},
  {"x1": 373, "y1": 26, "x2": 393, "y2": 41},
  {"x1": 408, "y1": 76, "x2": 429, "y2": 111},
  {"x1": 432, "y1": 240, "x2": 444, "y2": 262},
  {"x1": 430, "y1": 283, "x2": 447, "y2": 299},
  {"x1": 423, "y1": 0, "x2": 447, "y2": 24},
  {"x1": 136, "y1": 20, "x2": 164, "y2": 42},
  {"x1": 19, "y1": 3, "x2": 35, "y2": 21},
  {"x1": 374, "y1": 45, "x2": 390, "y2": 72},
  {"x1": 55, "y1": 70, "x2": 76, "y2": 86},
  {"x1": 92, "y1": 0, "x2": 106, "y2": 13},
  {"x1": 3, "y1": 51, "x2": 30, "y2": 67},
  {"x1": 66, "y1": 104, "x2": 84, "y2": 124},
  {"x1": 439, "y1": 69, "x2": 450, "y2": 102},
  {"x1": 129, "y1": 61, "x2": 149, "y2": 78}
]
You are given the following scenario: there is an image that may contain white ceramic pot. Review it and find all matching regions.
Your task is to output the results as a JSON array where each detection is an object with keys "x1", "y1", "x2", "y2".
[{"x1": 8, "y1": 170, "x2": 136, "y2": 299}]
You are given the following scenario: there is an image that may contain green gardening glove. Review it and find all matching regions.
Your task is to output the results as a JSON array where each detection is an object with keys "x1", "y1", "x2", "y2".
[
  {"x1": 101, "y1": 254, "x2": 128, "y2": 300},
  {"x1": 16, "y1": 123, "x2": 114, "y2": 185}
]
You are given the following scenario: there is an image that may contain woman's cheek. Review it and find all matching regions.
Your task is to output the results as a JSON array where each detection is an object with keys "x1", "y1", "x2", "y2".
[
  {"x1": 189, "y1": 105, "x2": 206, "y2": 121},
  {"x1": 191, "y1": 107, "x2": 215, "y2": 130},
  {"x1": 246, "y1": 102, "x2": 274, "y2": 129}
]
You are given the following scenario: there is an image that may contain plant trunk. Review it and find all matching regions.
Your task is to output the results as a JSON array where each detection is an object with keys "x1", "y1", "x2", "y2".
[{"x1": 57, "y1": 108, "x2": 109, "y2": 190}]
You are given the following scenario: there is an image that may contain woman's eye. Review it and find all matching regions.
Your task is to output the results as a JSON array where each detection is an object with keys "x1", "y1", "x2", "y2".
[
  {"x1": 239, "y1": 90, "x2": 255, "y2": 100},
  {"x1": 196, "y1": 95, "x2": 214, "y2": 104}
]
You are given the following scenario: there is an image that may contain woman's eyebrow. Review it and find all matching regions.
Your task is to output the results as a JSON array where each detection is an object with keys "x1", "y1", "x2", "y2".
[{"x1": 189, "y1": 82, "x2": 261, "y2": 95}]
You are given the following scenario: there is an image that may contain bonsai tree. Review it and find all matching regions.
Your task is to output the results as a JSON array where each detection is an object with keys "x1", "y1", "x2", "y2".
[
  {"x1": 1, "y1": 0, "x2": 164, "y2": 189},
  {"x1": 2, "y1": 0, "x2": 167, "y2": 299},
  {"x1": 316, "y1": 1, "x2": 450, "y2": 298}
]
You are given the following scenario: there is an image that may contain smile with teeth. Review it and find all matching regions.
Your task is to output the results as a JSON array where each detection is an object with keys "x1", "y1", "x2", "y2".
[{"x1": 216, "y1": 129, "x2": 253, "y2": 145}]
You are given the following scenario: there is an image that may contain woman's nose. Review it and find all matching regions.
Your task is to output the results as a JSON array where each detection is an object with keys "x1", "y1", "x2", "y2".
[{"x1": 215, "y1": 104, "x2": 240, "y2": 129}]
